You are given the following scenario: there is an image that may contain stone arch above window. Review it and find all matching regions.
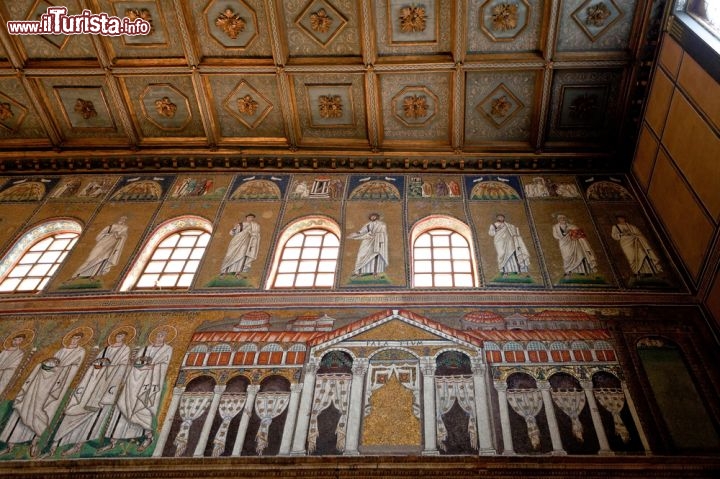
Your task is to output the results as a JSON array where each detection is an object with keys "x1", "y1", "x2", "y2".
[
  {"x1": 265, "y1": 216, "x2": 341, "y2": 289},
  {"x1": 0, "y1": 218, "x2": 82, "y2": 293},
  {"x1": 120, "y1": 215, "x2": 213, "y2": 291},
  {"x1": 410, "y1": 215, "x2": 479, "y2": 288}
]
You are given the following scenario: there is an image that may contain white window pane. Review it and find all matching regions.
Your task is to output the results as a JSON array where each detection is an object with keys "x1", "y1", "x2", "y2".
[
  {"x1": 30, "y1": 238, "x2": 52, "y2": 251},
  {"x1": 0, "y1": 278, "x2": 20, "y2": 291},
  {"x1": 184, "y1": 260, "x2": 200, "y2": 273},
  {"x1": 298, "y1": 260, "x2": 318, "y2": 272},
  {"x1": 432, "y1": 235, "x2": 450, "y2": 247},
  {"x1": 159, "y1": 235, "x2": 180, "y2": 248},
  {"x1": 414, "y1": 247, "x2": 432, "y2": 260},
  {"x1": 324, "y1": 234, "x2": 339, "y2": 247},
  {"x1": 414, "y1": 260, "x2": 432, "y2": 273},
  {"x1": 304, "y1": 235, "x2": 323, "y2": 247},
  {"x1": 434, "y1": 248, "x2": 451, "y2": 260},
  {"x1": 315, "y1": 273, "x2": 334, "y2": 287},
  {"x1": 295, "y1": 273, "x2": 316, "y2": 287},
  {"x1": 158, "y1": 274, "x2": 179, "y2": 287},
  {"x1": 274, "y1": 274, "x2": 295, "y2": 287},
  {"x1": 301, "y1": 247, "x2": 320, "y2": 260},
  {"x1": 415, "y1": 234, "x2": 431, "y2": 247},
  {"x1": 39, "y1": 251, "x2": 62, "y2": 263},
  {"x1": 57, "y1": 232, "x2": 78, "y2": 240},
  {"x1": 434, "y1": 260, "x2": 452, "y2": 273},
  {"x1": 29, "y1": 264, "x2": 52, "y2": 277},
  {"x1": 318, "y1": 260, "x2": 337, "y2": 272},
  {"x1": 197, "y1": 233, "x2": 211, "y2": 247},
  {"x1": 165, "y1": 261, "x2": 186, "y2": 273},
  {"x1": 450, "y1": 234, "x2": 468, "y2": 247},
  {"x1": 137, "y1": 274, "x2": 159, "y2": 288},
  {"x1": 152, "y1": 248, "x2": 172, "y2": 260},
  {"x1": 434, "y1": 274, "x2": 453, "y2": 287},
  {"x1": 452, "y1": 247, "x2": 470, "y2": 260},
  {"x1": 9, "y1": 265, "x2": 31, "y2": 278},
  {"x1": 190, "y1": 248, "x2": 206, "y2": 260},
  {"x1": 414, "y1": 274, "x2": 433, "y2": 287},
  {"x1": 145, "y1": 261, "x2": 166, "y2": 273},
  {"x1": 286, "y1": 234, "x2": 304, "y2": 247},
  {"x1": 37, "y1": 277, "x2": 51, "y2": 290},
  {"x1": 453, "y1": 260, "x2": 471, "y2": 273},
  {"x1": 18, "y1": 278, "x2": 41, "y2": 291},
  {"x1": 283, "y1": 247, "x2": 301, "y2": 260},
  {"x1": 171, "y1": 248, "x2": 192, "y2": 260},
  {"x1": 49, "y1": 238, "x2": 72, "y2": 251},
  {"x1": 320, "y1": 247, "x2": 339, "y2": 259},
  {"x1": 57, "y1": 251, "x2": 69, "y2": 262},
  {"x1": 177, "y1": 235, "x2": 198, "y2": 247},
  {"x1": 20, "y1": 252, "x2": 41, "y2": 264},
  {"x1": 48, "y1": 264, "x2": 59, "y2": 275},
  {"x1": 177, "y1": 273, "x2": 194, "y2": 288},
  {"x1": 278, "y1": 260, "x2": 298, "y2": 273},
  {"x1": 454, "y1": 274, "x2": 474, "y2": 287}
]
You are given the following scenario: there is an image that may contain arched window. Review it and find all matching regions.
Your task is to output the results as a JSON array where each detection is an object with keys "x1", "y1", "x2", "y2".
[
  {"x1": 0, "y1": 219, "x2": 82, "y2": 293},
  {"x1": 266, "y1": 216, "x2": 340, "y2": 289},
  {"x1": 120, "y1": 216, "x2": 212, "y2": 291},
  {"x1": 410, "y1": 216, "x2": 478, "y2": 288}
]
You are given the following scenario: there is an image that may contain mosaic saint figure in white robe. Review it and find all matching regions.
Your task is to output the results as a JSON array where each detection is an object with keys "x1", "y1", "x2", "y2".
[
  {"x1": 49, "y1": 328, "x2": 132, "y2": 456},
  {"x1": 488, "y1": 214, "x2": 530, "y2": 274},
  {"x1": 220, "y1": 214, "x2": 261, "y2": 275},
  {"x1": 0, "y1": 332, "x2": 30, "y2": 398},
  {"x1": 611, "y1": 215, "x2": 663, "y2": 276},
  {"x1": 0, "y1": 329, "x2": 88, "y2": 457},
  {"x1": 349, "y1": 213, "x2": 389, "y2": 276},
  {"x1": 73, "y1": 216, "x2": 128, "y2": 278},
  {"x1": 552, "y1": 214, "x2": 598, "y2": 275},
  {"x1": 101, "y1": 326, "x2": 174, "y2": 452}
]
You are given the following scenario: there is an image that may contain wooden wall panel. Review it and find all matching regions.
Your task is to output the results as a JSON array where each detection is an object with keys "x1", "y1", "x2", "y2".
[
  {"x1": 633, "y1": 125, "x2": 659, "y2": 191},
  {"x1": 658, "y1": 36, "x2": 683, "y2": 80},
  {"x1": 677, "y1": 55, "x2": 720, "y2": 130},
  {"x1": 644, "y1": 70, "x2": 674, "y2": 136}
]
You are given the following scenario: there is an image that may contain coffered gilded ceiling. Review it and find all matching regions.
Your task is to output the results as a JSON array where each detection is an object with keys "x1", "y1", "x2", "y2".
[{"x1": 0, "y1": 0, "x2": 663, "y2": 173}]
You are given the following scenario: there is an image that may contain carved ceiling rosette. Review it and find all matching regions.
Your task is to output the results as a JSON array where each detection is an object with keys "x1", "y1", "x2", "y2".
[
  {"x1": 204, "y1": 0, "x2": 259, "y2": 48},
  {"x1": 476, "y1": 83, "x2": 524, "y2": 128},
  {"x1": 479, "y1": 0, "x2": 531, "y2": 41},
  {"x1": 392, "y1": 86, "x2": 438, "y2": 127},
  {"x1": 223, "y1": 80, "x2": 274, "y2": 129},
  {"x1": 571, "y1": 0, "x2": 624, "y2": 42},
  {"x1": 295, "y1": 0, "x2": 349, "y2": 47},
  {"x1": 0, "y1": 92, "x2": 28, "y2": 133},
  {"x1": 54, "y1": 86, "x2": 116, "y2": 131},
  {"x1": 140, "y1": 84, "x2": 191, "y2": 131}
]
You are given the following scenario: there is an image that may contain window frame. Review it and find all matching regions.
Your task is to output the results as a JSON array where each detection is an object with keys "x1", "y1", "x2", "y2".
[
  {"x1": 0, "y1": 219, "x2": 82, "y2": 293},
  {"x1": 265, "y1": 216, "x2": 341, "y2": 290},
  {"x1": 410, "y1": 215, "x2": 479, "y2": 288},
  {"x1": 119, "y1": 215, "x2": 213, "y2": 291}
]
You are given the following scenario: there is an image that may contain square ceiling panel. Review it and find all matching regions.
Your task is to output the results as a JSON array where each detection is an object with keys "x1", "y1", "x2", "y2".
[
  {"x1": 467, "y1": 0, "x2": 544, "y2": 54},
  {"x1": 556, "y1": 0, "x2": 637, "y2": 52},
  {"x1": 291, "y1": 73, "x2": 367, "y2": 146},
  {"x1": 188, "y1": 0, "x2": 272, "y2": 60},
  {"x1": 120, "y1": 75, "x2": 206, "y2": 142},
  {"x1": 0, "y1": 78, "x2": 47, "y2": 142},
  {"x1": 96, "y1": 0, "x2": 186, "y2": 62},
  {"x1": 546, "y1": 69, "x2": 624, "y2": 144},
  {"x1": 379, "y1": 71, "x2": 451, "y2": 146},
  {"x1": 6, "y1": 0, "x2": 98, "y2": 60},
  {"x1": 284, "y1": 0, "x2": 360, "y2": 57},
  {"x1": 375, "y1": 0, "x2": 452, "y2": 56},
  {"x1": 465, "y1": 70, "x2": 539, "y2": 146},
  {"x1": 205, "y1": 74, "x2": 287, "y2": 144}
]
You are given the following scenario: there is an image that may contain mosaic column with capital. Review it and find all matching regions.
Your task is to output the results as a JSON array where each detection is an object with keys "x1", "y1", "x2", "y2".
[
  {"x1": 580, "y1": 379, "x2": 612, "y2": 455},
  {"x1": 493, "y1": 381, "x2": 515, "y2": 455},
  {"x1": 153, "y1": 385, "x2": 186, "y2": 457},
  {"x1": 471, "y1": 358, "x2": 496, "y2": 454},
  {"x1": 291, "y1": 358, "x2": 319, "y2": 455},
  {"x1": 231, "y1": 384, "x2": 260, "y2": 456},
  {"x1": 420, "y1": 357, "x2": 438, "y2": 455},
  {"x1": 343, "y1": 358, "x2": 368, "y2": 455},
  {"x1": 279, "y1": 382, "x2": 303, "y2": 455},
  {"x1": 193, "y1": 384, "x2": 227, "y2": 456},
  {"x1": 537, "y1": 380, "x2": 566, "y2": 455}
]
